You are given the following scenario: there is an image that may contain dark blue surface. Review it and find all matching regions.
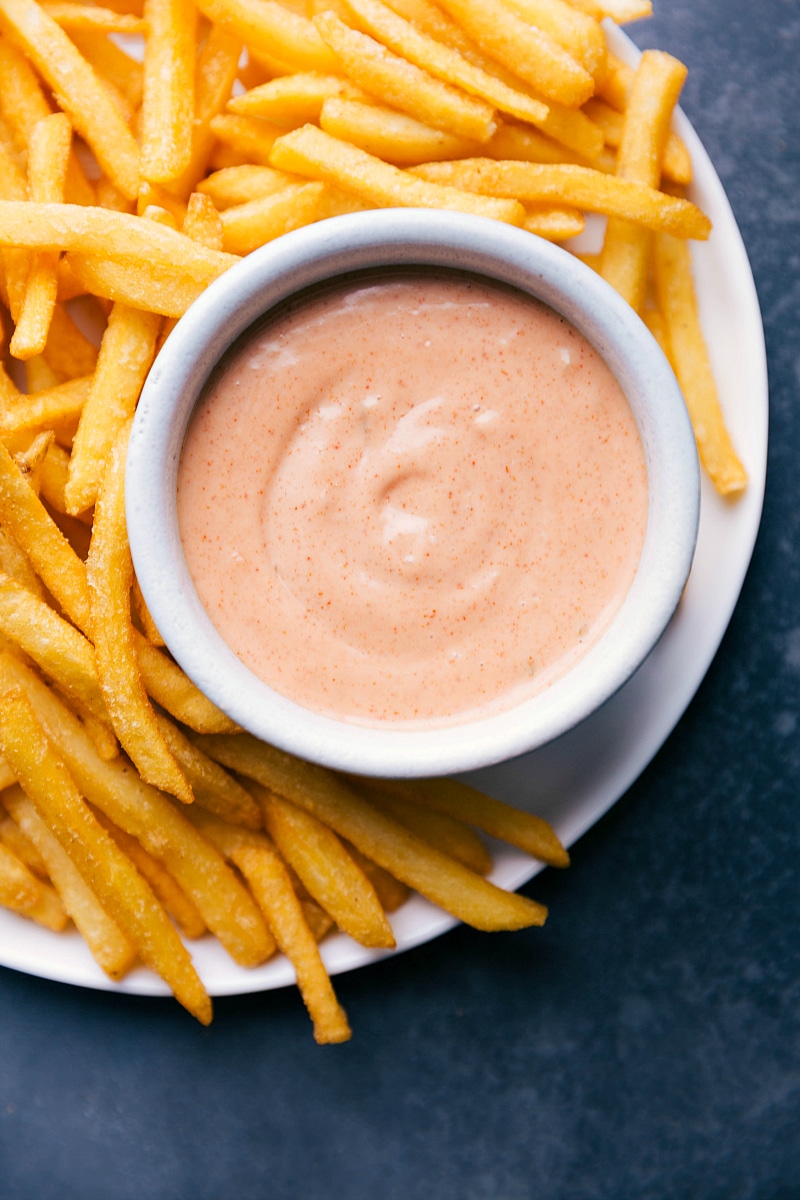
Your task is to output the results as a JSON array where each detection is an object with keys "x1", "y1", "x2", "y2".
[{"x1": 2, "y1": 2, "x2": 799, "y2": 1196}]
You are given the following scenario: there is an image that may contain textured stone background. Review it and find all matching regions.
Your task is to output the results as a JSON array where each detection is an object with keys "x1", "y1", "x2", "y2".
[{"x1": 1, "y1": 2, "x2": 798, "y2": 1197}]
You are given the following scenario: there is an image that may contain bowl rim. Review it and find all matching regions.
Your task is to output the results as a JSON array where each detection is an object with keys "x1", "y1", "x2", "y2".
[{"x1": 127, "y1": 208, "x2": 700, "y2": 778}]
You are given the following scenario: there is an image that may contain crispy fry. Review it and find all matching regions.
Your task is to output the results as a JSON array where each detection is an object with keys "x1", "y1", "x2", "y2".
[
  {"x1": 87, "y1": 421, "x2": 193, "y2": 803},
  {"x1": 62, "y1": 253, "x2": 207, "y2": 318},
  {"x1": 320, "y1": 97, "x2": 478, "y2": 165},
  {"x1": 196, "y1": 734, "x2": 548, "y2": 931},
  {"x1": 599, "y1": 50, "x2": 687, "y2": 312},
  {"x1": 270, "y1": 124, "x2": 526, "y2": 223},
  {"x1": 10, "y1": 113, "x2": 73, "y2": 361},
  {"x1": 652, "y1": 232, "x2": 747, "y2": 496},
  {"x1": 66, "y1": 302, "x2": 160, "y2": 515},
  {"x1": 230, "y1": 73, "x2": 371, "y2": 126},
  {"x1": 254, "y1": 783, "x2": 396, "y2": 948},
  {"x1": 185, "y1": 807, "x2": 350, "y2": 1044},
  {"x1": 360, "y1": 776, "x2": 570, "y2": 867},
  {"x1": 140, "y1": 0, "x2": 196, "y2": 184},
  {"x1": 315, "y1": 9, "x2": 497, "y2": 142},
  {"x1": 501, "y1": 0, "x2": 606, "y2": 79},
  {"x1": 0, "y1": 651, "x2": 273, "y2": 968},
  {"x1": 0, "y1": 375, "x2": 91, "y2": 444},
  {"x1": 182, "y1": 192, "x2": 224, "y2": 252},
  {"x1": 410, "y1": 159, "x2": 711, "y2": 237},
  {"x1": 0, "y1": 690, "x2": 211, "y2": 1019},
  {"x1": 197, "y1": 164, "x2": 305, "y2": 208},
  {"x1": 0, "y1": 804, "x2": 49, "y2": 877},
  {"x1": 132, "y1": 631, "x2": 240, "y2": 734},
  {"x1": 0, "y1": 0, "x2": 141, "y2": 198},
  {"x1": 220, "y1": 182, "x2": 325, "y2": 254},
  {"x1": 168, "y1": 24, "x2": 242, "y2": 199}
]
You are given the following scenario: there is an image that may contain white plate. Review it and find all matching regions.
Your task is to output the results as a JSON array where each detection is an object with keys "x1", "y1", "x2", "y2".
[{"x1": 0, "y1": 30, "x2": 768, "y2": 1000}]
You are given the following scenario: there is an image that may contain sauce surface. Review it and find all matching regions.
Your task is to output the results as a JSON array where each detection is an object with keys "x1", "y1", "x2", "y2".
[{"x1": 177, "y1": 274, "x2": 648, "y2": 725}]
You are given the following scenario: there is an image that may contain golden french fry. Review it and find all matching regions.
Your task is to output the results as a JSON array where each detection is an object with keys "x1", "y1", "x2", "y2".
[
  {"x1": 87, "y1": 421, "x2": 193, "y2": 803},
  {"x1": 362, "y1": 776, "x2": 570, "y2": 867},
  {"x1": 599, "y1": 50, "x2": 687, "y2": 312},
  {"x1": 132, "y1": 631, "x2": 240, "y2": 734},
  {"x1": 315, "y1": 10, "x2": 497, "y2": 143},
  {"x1": 140, "y1": 0, "x2": 196, "y2": 184},
  {"x1": 62, "y1": 253, "x2": 207, "y2": 318},
  {"x1": 0, "y1": 572, "x2": 108, "y2": 719},
  {"x1": 0, "y1": 438, "x2": 92, "y2": 630},
  {"x1": 357, "y1": 785, "x2": 493, "y2": 875},
  {"x1": 320, "y1": 97, "x2": 478, "y2": 165},
  {"x1": 0, "y1": 0, "x2": 141, "y2": 198},
  {"x1": 270, "y1": 124, "x2": 526, "y2": 223},
  {"x1": 220, "y1": 182, "x2": 325, "y2": 255},
  {"x1": 4, "y1": 783, "x2": 136, "y2": 966},
  {"x1": 652, "y1": 232, "x2": 747, "y2": 496},
  {"x1": 194, "y1": 0, "x2": 339, "y2": 74},
  {"x1": 342, "y1": 841, "x2": 410, "y2": 912},
  {"x1": 185, "y1": 807, "x2": 350, "y2": 1044},
  {"x1": 182, "y1": 192, "x2": 224, "y2": 252},
  {"x1": 42, "y1": 302, "x2": 100, "y2": 380},
  {"x1": 0, "y1": 650, "x2": 273, "y2": 968},
  {"x1": 0, "y1": 375, "x2": 91, "y2": 445},
  {"x1": 156, "y1": 712, "x2": 263, "y2": 829},
  {"x1": 0, "y1": 201, "x2": 238, "y2": 282},
  {"x1": 583, "y1": 97, "x2": 692, "y2": 187},
  {"x1": 434, "y1": 0, "x2": 594, "y2": 107},
  {"x1": 410, "y1": 159, "x2": 711, "y2": 237},
  {"x1": 196, "y1": 734, "x2": 548, "y2": 931},
  {"x1": 0, "y1": 690, "x2": 211, "y2": 1019},
  {"x1": 523, "y1": 202, "x2": 584, "y2": 239},
  {"x1": 9, "y1": 113, "x2": 73, "y2": 361},
  {"x1": 228, "y1": 72, "x2": 371, "y2": 126},
  {"x1": 341, "y1": 0, "x2": 552, "y2": 129},
  {"x1": 66, "y1": 303, "x2": 160, "y2": 515},
  {"x1": 197, "y1": 164, "x2": 305, "y2": 208},
  {"x1": 253, "y1": 783, "x2": 396, "y2": 948},
  {"x1": 168, "y1": 24, "x2": 242, "y2": 200},
  {"x1": 92, "y1": 807, "x2": 207, "y2": 940},
  {"x1": 40, "y1": 2, "x2": 147, "y2": 31},
  {"x1": 0, "y1": 804, "x2": 49, "y2": 877},
  {"x1": 0, "y1": 837, "x2": 41, "y2": 910},
  {"x1": 500, "y1": 0, "x2": 606, "y2": 79},
  {"x1": 209, "y1": 113, "x2": 285, "y2": 167}
]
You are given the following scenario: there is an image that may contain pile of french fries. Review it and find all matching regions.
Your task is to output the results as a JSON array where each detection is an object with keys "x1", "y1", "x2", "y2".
[{"x1": 0, "y1": 0, "x2": 746, "y2": 1041}]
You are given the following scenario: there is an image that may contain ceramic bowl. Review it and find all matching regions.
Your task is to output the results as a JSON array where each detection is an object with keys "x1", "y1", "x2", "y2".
[{"x1": 126, "y1": 208, "x2": 700, "y2": 778}]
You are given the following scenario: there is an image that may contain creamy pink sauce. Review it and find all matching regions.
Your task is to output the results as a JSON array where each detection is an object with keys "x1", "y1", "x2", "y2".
[{"x1": 177, "y1": 274, "x2": 648, "y2": 726}]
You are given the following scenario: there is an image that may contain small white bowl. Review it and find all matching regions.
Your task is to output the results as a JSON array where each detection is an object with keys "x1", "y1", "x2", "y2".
[{"x1": 127, "y1": 209, "x2": 700, "y2": 779}]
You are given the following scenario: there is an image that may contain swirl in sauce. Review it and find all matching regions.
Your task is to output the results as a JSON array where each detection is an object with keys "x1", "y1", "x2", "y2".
[{"x1": 177, "y1": 274, "x2": 648, "y2": 726}]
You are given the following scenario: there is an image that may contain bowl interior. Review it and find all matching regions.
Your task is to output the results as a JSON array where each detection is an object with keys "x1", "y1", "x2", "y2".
[{"x1": 127, "y1": 210, "x2": 700, "y2": 778}]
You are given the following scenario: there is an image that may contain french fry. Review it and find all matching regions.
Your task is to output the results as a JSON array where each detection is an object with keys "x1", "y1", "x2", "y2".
[
  {"x1": 314, "y1": 10, "x2": 497, "y2": 143},
  {"x1": 583, "y1": 96, "x2": 692, "y2": 187},
  {"x1": 320, "y1": 97, "x2": 478, "y2": 165},
  {"x1": 0, "y1": 438, "x2": 92, "y2": 631},
  {"x1": 269, "y1": 124, "x2": 526, "y2": 223},
  {"x1": 62, "y1": 253, "x2": 208, "y2": 318},
  {"x1": 140, "y1": 0, "x2": 196, "y2": 185},
  {"x1": 0, "y1": 375, "x2": 91, "y2": 444},
  {"x1": 220, "y1": 182, "x2": 325, "y2": 255},
  {"x1": 196, "y1": 734, "x2": 549, "y2": 931},
  {"x1": 208, "y1": 113, "x2": 285, "y2": 167},
  {"x1": 185, "y1": 806, "x2": 350, "y2": 1044},
  {"x1": 0, "y1": 650, "x2": 274, "y2": 968},
  {"x1": 4, "y1": 783, "x2": 136, "y2": 968},
  {"x1": 0, "y1": 201, "x2": 239, "y2": 283},
  {"x1": 92, "y1": 807, "x2": 207, "y2": 940},
  {"x1": 434, "y1": 0, "x2": 594, "y2": 108},
  {"x1": 156, "y1": 711, "x2": 263, "y2": 829},
  {"x1": 253, "y1": 783, "x2": 396, "y2": 948},
  {"x1": 168, "y1": 24, "x2": 242, "y2": 199},
  {"x1": 410, "y1": 159, "x2": 711, "y2": 237},
  {"x1": 0, "y1": 837, "x2": 41, "y2": 910},
  {"x1": 0, "y1": 0, "x2": 141, "y2": 198},
  {"x1": 0, "y1": 804, "x2": 49, "y2": 877},
  {"x1": 599, "y1": 50, "x2": 687, "y2": 312},
  {"x1": 193, "y1": 0, "x2": 339, "y2": 75},
  {"x1": 652, "y1": 232, "x2": 747, "y2": 496},
  {"x1": 500, "y1": 0, "x2": 606, "y2": 79},
  {"x1": 66, "y1": 302, "x2": 160, "y2": 515},
  {"x1": 10, "y1": 113, "x2": 73, "y2": 361},
  {"x1": 342, "y1": 841, "x2": 410, "y2": 912},
  {"x1": 357, "y1": 785, "x2": 494, "y2": 875},
  {"x1": 197, "y1": 164, "x2": 305, "y2": 208},
  {"x1": 87, "y1": 421, "x2": 193, "y2": 803},
  {"x1": 182, "y1": 192, "x2": 224, "y2": 252},
  {"x1": 229, "y1": 73, "x2": 372, "y2": 127},
  {"x1": 43, "y1": 302, "x2": 100, "y2": 381},
  {"x1": 360, "y1": 775, "x2": 570, "y2": 867},
  {"x1": 132, "y1": 631, "x2": 240, "y2": 734},
  {"x1": 523, "y1": 203, "x2": 584, "y2": 239},
  {"x1": 0, "y1": 690, "x2": 212, "y2": 1019}
]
